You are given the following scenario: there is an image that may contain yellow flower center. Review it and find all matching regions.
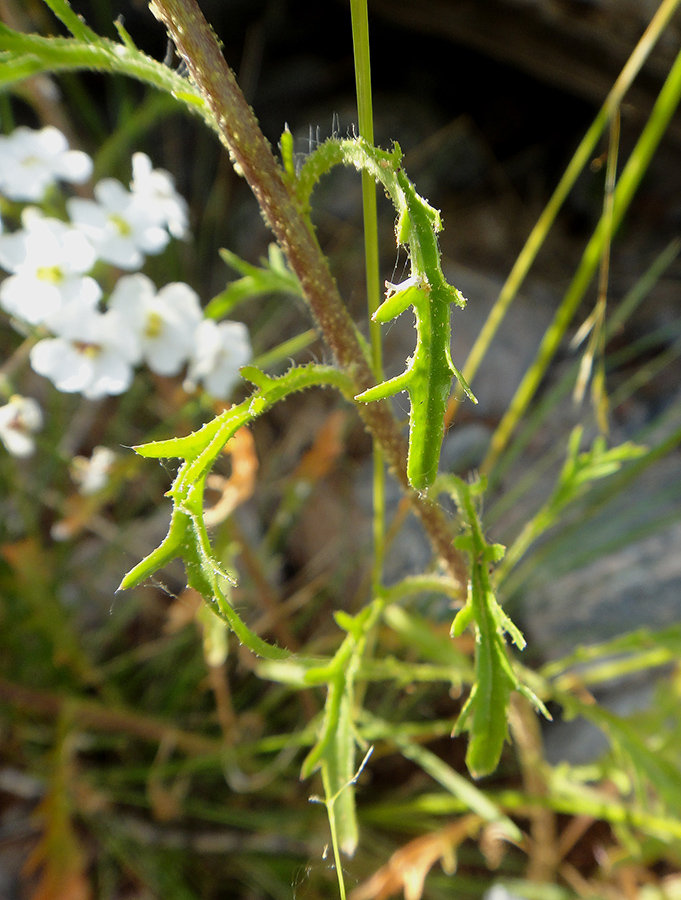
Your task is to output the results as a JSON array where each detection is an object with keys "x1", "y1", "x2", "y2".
[
  {"x1": 75, "y1": 341, "x2": 102, "y2": 358},
  {"x1": 108, "y1": 213, "x2": 132, "y2": 237},
  {"x1": 144, "y1": 310, "x2": 164, "y2": 339},
  {"x1": 36, "y1": 265, "x2": 64, "y2": 284}
]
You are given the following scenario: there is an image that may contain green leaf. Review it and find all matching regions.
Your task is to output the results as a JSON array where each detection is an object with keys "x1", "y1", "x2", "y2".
[
  {"x1": 118, "y1": 364, "x2": 353, "y2": 661},
  {"x1": 41, "y1": 0, "x2": 101, "y2": 42},
  {"x1": 279, "y1": 125, "x2": 296, "y2": 181},
  {"x1": 560, "y1": 694, "x2": 681, "y2": 817},
  {"x1": 382, "y1": 605, "x2": 473, "y2": 673},
  {"x1": 204, "y1": 244, "x2": 303, "y2": 319},
  {"x1": 296, "y1": 136, "x2": 476, "y2": 489},
  {"x1": 320, "y1": 689, "x2": 360, "y2": 857},
  {"x1": 496, "y1": 427, "x2": 648, "y2": 584},
  {"x1": 362, "y1": 713, "x2": 522, "y2": 841},
  {"x1": 446, "y1": 475, "x2": 551, "y2": 778},
  {"x1": 0, "y1": 23, "x2": 211, "y2": 128},
  {"x1": 451, "y1": 573, "x2": 518, "y2": 778}
]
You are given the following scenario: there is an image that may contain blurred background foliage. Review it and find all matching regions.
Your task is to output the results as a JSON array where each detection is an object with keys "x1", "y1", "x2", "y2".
[{"x1": 1, "y1": 1, "x2": 681, "y2": 898}]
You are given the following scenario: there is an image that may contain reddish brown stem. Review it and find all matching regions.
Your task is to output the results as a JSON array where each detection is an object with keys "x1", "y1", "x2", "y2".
[{"x1": 148, "y1": 0, "x2": 467, "y2": 589}]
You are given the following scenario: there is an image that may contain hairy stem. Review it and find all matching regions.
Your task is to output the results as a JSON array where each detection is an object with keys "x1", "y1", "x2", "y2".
[{"x1": 148, "y1": 0, "x2": 467, "y2": 588}]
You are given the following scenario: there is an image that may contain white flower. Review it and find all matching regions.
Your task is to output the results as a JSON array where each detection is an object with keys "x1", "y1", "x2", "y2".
[
  {"x1": 0, "y1": 208, "x2": 100, "y2": 325},
  {"x1": 0, "y1": 126, "x2": 92, "y2": 202},
  {"x1": 130, "y1": 152, "x2": 189, "y2": 239},
  {"x1": 0, "y1": 395, "x2": 43, "y2": 458},
  {"x1": 30, "y1": 303, "x2": 139, "y2": 400},
  {"x1": 71, "y1": 445, "x2": 117, "y2": 495},
  {"x1": 108, "y1": 274, "x2": 202, "y2": 376},
  {"x1": 67, "y1": 178, "x2": 170, "y2": 269},
  {"x1": 184, "y1": 318, "x2": 252, "y2": 399}
]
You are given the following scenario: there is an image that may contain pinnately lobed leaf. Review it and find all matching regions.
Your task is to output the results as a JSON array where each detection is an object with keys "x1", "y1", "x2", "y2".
[
  {"x1": 358, "y1": 276, "x2": 461, "y2": 490},
  {"x1": 447, "y1": 476, "x2": 551, "y2": 778},
  {"x1": 118, "y1": 364, "x2": 354, "y2": 660},
  {"x1": 296, "y1": 137, "x2": 476, "y2": 490}
]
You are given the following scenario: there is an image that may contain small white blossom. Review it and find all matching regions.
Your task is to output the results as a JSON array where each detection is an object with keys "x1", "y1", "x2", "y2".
[
  {"x1": 71, "y1": 445, "x2": 117, "y2": 495},
  {"x1": 108, "y1": 274, "x2": 202, "y2": 376},
  {"x1": 184, "y1": 318, "x2": 252, "y2": 399},
  {"x1": 0, "y1": 208, "x2": 100, "y2": 325},
  {"x1": 30, "y1": 303, "x2": 139, "y2": 400},
  {"x1": 67, "y1": 178, "x2": 170, "y2": 269},
  {"x1": 130, "y1": 152, "x2": 189, "y2": 239},
  {"x1": 0, "y1": 395, "x2": 43, "y2": 458},
  {"x1": 0, "y1": 125, "x2": 92, "y2": 202}
]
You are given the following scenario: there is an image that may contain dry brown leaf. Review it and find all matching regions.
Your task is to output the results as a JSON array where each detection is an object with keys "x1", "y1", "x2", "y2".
[
  {"x1": 1, "y1": 537, "x2": 53, "y2": 583},
  {"x1": 49, "y1": 494, "x2": 106, "y2": 541},
  {"x1": 24, "y1": 779, "x2": 92, "y2": 900},
  {"x1": 292, "y1": 408, "x2": 347, "y2": 482},
  {"x1": 27, "y1": 867, "x2": 92, "y2": 900},
  {"x1": 350, "y1": 816, "x2": 482, "y2": 900},
  {"x1": 479, "y1": 822, "x2": 509, "y2": 870}
]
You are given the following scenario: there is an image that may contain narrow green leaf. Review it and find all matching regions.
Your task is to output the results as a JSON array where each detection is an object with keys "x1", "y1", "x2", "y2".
[
  {"x1": 561, "y1": 695, "x2": 681, "y2": 816},
  {"x1": 205, "y1": 245, "x2": 302, "y2": 319},
  {"x1": 320, "y1": 690, "x2": 359, "y2": 857},
  {"x1": 374, "y1": 721, "x2": 522, "y2": 841}
]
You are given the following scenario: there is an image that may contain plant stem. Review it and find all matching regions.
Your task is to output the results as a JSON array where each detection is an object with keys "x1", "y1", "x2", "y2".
[
  {"x1": 148, "y1": 0, "x2": 468, "y2": 589},
  {"x1": 350, "y1": 0, "x2": 381, "y2": 364},
  {"x1": 349, "y1": 0, "x2": 386, "y2": 593}
]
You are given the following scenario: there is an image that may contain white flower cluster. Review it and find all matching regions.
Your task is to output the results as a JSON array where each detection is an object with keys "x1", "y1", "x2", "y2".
[{"x1": 0, "y1": 125, "x2": 252, "y2": 458}]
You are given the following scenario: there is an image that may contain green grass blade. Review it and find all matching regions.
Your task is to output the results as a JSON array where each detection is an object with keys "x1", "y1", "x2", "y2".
[
  {"x1": 483, "y1": 42, "x2": 681, "y2": 473},
  {"x1": 451, "y1": 0, "x2": 681, "y2": 424}
]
